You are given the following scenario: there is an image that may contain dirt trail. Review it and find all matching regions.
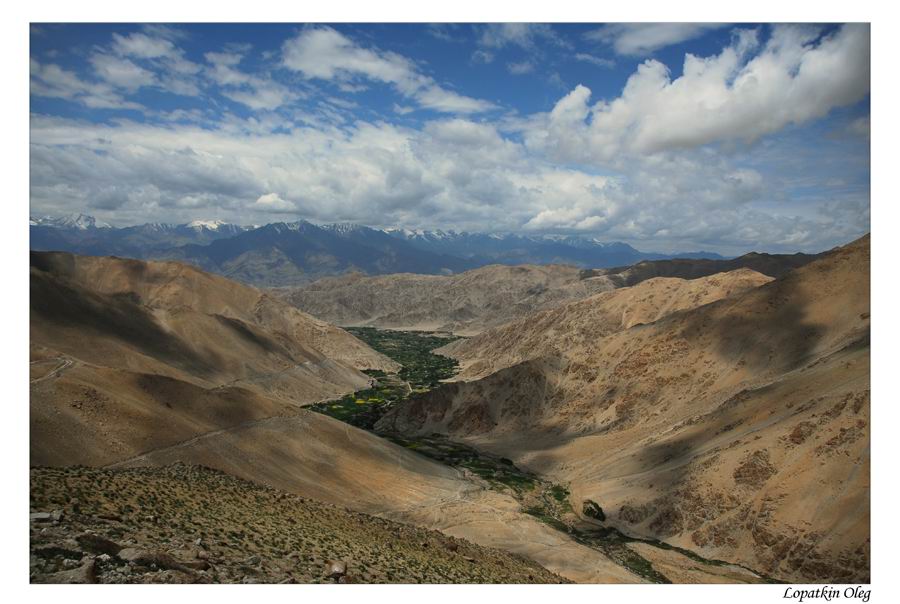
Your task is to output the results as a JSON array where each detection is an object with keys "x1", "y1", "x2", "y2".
[
  {"x1": 29, "y1": 357, "x2": 75, "y2": 384},
  {"x1": 104, "y1": 414, "x2": 308, "y2": 469}
]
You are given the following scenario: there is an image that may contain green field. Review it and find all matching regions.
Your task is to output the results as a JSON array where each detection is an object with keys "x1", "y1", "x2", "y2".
[
  {"x1": 307, "y1": 369, "x2": 409, "y2": 430},
  {"x1": 308, "y1": 328, "x2": 460, "y2": 429},
  {"x1": 346, "y1": 327, "x2": 461, "y2": 389}
]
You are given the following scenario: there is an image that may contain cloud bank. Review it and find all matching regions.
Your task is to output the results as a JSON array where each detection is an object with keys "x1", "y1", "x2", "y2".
[{"x1": 29, "y1": 24, "x2": 870, "y2": 254}]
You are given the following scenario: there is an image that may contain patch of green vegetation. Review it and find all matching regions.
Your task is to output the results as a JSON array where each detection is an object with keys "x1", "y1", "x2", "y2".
[
  {"x1": 614, "y1": 547, "x2": 672, "y2": 584},
  {"x1": 549, "y1": 484, "x2": 570, "y2": 503},
  {"x1": 555, "y1": 523, "x2": 779, "y2": 584},
  {"x1": 523, "y1": 507, "x2": 571, "y2": 533},
  {"x1": 626, "y1": 535, "x2": 780, "y2": 583},
  {"x1": 347, "y1": 327, "x2": 460, "y2": 390},
  {"x1": 384, "y1": 434, "x2": 541, "y2": 494},
  {"x1": 308, "y1": 369, "x2": 413, "y2": 429},
  {"x1": 310, "y1": 328, "x2": 461, "y2": 428}
]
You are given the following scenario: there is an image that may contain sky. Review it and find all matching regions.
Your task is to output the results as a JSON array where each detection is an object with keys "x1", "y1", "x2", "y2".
[{"x1": 29, "y1": 23, "x2": 870, "y2": 254}]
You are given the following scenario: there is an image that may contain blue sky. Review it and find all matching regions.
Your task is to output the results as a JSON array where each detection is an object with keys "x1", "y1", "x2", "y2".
[{"x1": 30, "y1": 23, "x2": 870, "y2": 254}]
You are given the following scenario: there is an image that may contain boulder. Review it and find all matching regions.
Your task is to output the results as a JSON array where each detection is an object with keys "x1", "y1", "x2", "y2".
[
  {"x1": 582, "y1": 499, "x2": 606, "y2": 522},
  {"x1": 180, "y1": 559, "x2": 211, "y2": 571},
  {"x1": 38, "y1": 558, "x2": 97, "y2": 584},
  {"x1": 118, "y1": 548, "x2": 193, "y2": 573},
  {"x1": 324, "y1": 559, "x2": 347, "y2": 580},
  {"x1": 76, "y1": 533, "x2": 122, "y2": 556}
]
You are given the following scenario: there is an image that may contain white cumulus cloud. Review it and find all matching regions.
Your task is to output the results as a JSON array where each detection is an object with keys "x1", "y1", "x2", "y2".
[
  {"x1": 282, "y1": 26, "x2": 496, "y2": 114},
  {"x1": 585, "y1": 23, "x2": 727, "y2": 56},
  {"x1": 527, "y1": 24, "x2": 870, "y2": 161},
  {"x1": 254, "y1": 193, "x2": 295, "y2": 212}
]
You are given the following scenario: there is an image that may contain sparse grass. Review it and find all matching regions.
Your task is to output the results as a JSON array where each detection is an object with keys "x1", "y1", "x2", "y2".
[{"x1": 30, "y1": 464, "x2": 565, "y2": 584}]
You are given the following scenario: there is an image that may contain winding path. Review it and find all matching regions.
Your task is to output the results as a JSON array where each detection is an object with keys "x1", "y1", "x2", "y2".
[{"x1": 30, "y1": 357, "x2": 75, "y2": 384}]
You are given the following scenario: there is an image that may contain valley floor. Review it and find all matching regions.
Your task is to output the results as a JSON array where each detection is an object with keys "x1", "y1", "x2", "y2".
[{"x1": 306, "y1": 328, "x2": 772, "y2": 584}]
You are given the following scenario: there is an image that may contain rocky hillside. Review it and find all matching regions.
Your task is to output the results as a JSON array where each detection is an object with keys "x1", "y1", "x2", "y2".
[
  {"x1": 580, "y1": 250, "x2": 822, "y2": 287},
  {"x1": 377, "y1": 236, "x2": 870, "y2": 583},
  {"x1": 276, "y1": 264, "x2": 618, "y2": 335},
  {"x1": 278, "y1": 249, "x2": 822, "y2": 337},
  {"x1": 103, "y1": 408, "x2": 641, "y2": 584},
  {"x1": 440, "y1": 269, "x2": 773, "y2": 380},
  {"x1": 30, "y1": 464, "x2": 565, "y2": 584}
]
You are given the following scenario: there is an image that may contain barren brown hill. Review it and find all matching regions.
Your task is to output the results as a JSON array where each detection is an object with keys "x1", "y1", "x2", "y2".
[
  {"x1": 31, "y1": 251, "x2": 398, "y2": 374},
  {"x1": 275, "y1": 264, "x2": 618, "y2": 335},
  {"x1": 580, "y1": 249, "x2": 823, "y2": 287},
  {"x1": 28, "y1": 252, "x2": 641, "y2": 583},
  {"x1": 440, "y1": 269, "x2": 773, "y2": 380},
  {"x1": 277, "y1": 250, "x2": 823, "y2": 336},
  {"x1": 377, "y1": 235, "x2": 870, "y2": 583},
  {"x1": 30, "y1": 251, "x2": 397, "y2": 465},
  {"x1": 106, "y1": 409, "x2": 643, "y2": 583}
]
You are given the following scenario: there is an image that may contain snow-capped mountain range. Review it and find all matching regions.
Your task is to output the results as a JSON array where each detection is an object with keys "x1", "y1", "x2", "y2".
[
  {"x1": 30, "y1": 213, "x2": 112, "y2": 230},
  {"x1": 32, "y1": 215, "x2": 252, "y2": 233},
  {"x1": 29, "y1": 214, "x2": 724, "y2": 286}
]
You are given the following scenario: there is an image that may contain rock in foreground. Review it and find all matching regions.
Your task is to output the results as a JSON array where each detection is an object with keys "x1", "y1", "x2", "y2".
[{"x1": 30, "y1": 464, "x2": 566, "y2": 584}]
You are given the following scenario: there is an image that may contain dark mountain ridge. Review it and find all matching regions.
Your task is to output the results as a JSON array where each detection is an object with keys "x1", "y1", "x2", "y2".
[
  {"x1": 30, "y1": 214, "x2": 823, "y2": 287},
  {"x1": 580, "y1": 250, "x2": 825, "y2": 286},
  {"x1": 385, "y1": 229, "x2": 725, "y2": 267}
]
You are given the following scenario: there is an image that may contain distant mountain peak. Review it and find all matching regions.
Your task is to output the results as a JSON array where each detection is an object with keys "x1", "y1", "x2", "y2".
[
  {"x1": 321, "y1": 222, "x2": 371, "y2": 236},
  {"x1": 31, "y1": 213, "x2": 111, "y2": 230},
  {"x1": 186, "y1": 219, "x2": 228, "y2": 231},
  {"x1": 264, "y1": 220, "x2": 316, "y2": 234}
]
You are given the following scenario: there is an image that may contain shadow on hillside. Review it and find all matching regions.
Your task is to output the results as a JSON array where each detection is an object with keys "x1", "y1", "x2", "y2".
[
  {"x1": 677, "y1": 271, "x2": 826, "y2": 374},
  {"x1": 133, "y1": 372, "x2": 270, "y2": 427},
  {"x1": 214, "y1": 314, "x2": 293, "y2": 356},
  {"x1": 30, "y1": 268, "x2": 218, "y2": 378}
]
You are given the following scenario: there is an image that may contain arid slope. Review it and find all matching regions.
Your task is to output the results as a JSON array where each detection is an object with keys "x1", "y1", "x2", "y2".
[
  {"x1": 29, "y1": 252, "x2": 638, "y2": 583},
  {"x1": 278, "y1": 250, "x2": 821, "y2": 336},
  {"x1": 108, "y1": 410, "x2": 640, "y2": 583},
  {"x1": 31, "y1": 464, "x2": 565, "y2": 584},
  {"x1": 440, "y1": 269, "x2": 773, "y2": 380},
  {"x1": 30, "y1": 251, "x2": 397, "y2": 465},
  {"x1": 276, "y1": 264, "x2": 617, "y2": 335},
  {"x1": 31, "y1": 251, "x2": 398, "y2": 373},
  {"x1": 378, "y1": 236, "x2": 870, "y2": 583}
]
